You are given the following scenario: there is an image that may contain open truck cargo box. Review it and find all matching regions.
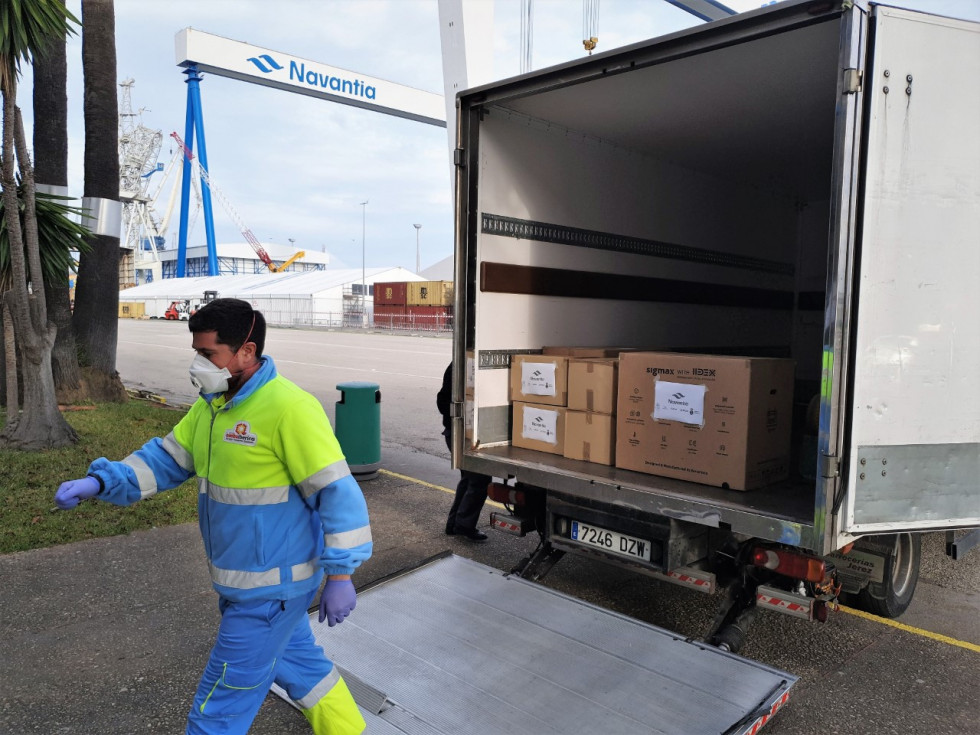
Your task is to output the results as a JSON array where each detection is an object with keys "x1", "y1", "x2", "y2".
[
  {"x1": 273, "y1": 555, "x2": 796, "y2": 733},
  {"x1": 451, "y1": 0, "x2": 980, "y2": 557}
]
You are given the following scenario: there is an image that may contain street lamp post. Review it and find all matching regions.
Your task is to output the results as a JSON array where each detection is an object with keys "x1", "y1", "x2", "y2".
[
  {"x1": 413, "y1": 223, "x2": 422, "y2": 274},
  {"x1": 360, "y1": 200, "x2": 368, "y2": 324}
]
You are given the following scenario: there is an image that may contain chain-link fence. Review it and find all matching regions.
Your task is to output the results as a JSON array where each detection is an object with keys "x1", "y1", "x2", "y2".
[{"x1": 125, "y1": 295, "x2": 452, "y2": 334}]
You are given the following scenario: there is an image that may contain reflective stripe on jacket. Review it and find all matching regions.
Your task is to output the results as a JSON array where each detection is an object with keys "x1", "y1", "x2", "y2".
[{"x1": 88, "y1": 356, "x2": 372, "y2": 602}]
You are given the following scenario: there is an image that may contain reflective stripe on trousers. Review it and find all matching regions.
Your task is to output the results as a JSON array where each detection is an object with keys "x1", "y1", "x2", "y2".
[
  {"x1": 186, "y1": 590, "x2": 364, "y2": 734},
  {"x1": 302, "y1": 675, "x2": 365, "y2": 734}
]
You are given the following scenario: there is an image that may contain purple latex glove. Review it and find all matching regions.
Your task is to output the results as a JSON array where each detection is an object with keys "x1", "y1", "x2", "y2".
[
  {"x1": 318, "y1": 578, "x2": 357, "y2": 626},
  {"x1": 55, "y1": 476, "x2": 101, "y2": 510}
]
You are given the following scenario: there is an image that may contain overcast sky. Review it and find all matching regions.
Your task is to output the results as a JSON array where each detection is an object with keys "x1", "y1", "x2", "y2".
[{"x1": 19, "y1": 0, "x2": 980, "y2": 273}]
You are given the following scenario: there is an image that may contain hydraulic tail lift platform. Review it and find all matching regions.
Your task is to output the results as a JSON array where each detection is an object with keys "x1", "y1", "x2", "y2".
[{"x1": 273, "y1": 554, "x2": 796, "y2": 734}]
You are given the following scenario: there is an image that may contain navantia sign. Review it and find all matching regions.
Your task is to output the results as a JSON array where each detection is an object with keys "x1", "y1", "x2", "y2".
[{"x1": 175, "y1": 28, "x2": 446, "y2": 127}]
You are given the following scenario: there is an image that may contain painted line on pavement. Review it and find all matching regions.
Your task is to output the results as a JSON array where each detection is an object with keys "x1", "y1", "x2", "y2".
[
  {"x1": 839, "y1": 605, "x2": 980, "y2": 654},
  {"x1": 378, "y1": 469, "x2": 506, "y2": 509}
]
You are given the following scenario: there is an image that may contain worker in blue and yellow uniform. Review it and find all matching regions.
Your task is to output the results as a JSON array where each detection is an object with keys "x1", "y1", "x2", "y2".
[{"x1": 54, "y1": 298, "x2": 371, "y2": 735}]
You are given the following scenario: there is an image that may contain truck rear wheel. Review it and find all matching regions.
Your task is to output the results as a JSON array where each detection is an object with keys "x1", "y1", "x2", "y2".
[{"x1": 842, "y1": 533, "x2": 920, "y2": 618}]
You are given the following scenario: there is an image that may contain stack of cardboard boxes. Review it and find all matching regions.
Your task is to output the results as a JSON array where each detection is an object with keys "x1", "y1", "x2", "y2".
[
  {"x1": 565, "y1": 358, "x2": 618, "y2": 465},
  {"x1": 510, "y1": 347, "x2": 795, "y2": 491},
  {"x1": 510, "y1": 347, "x2": 620, "y2": 465},
  {"x1": 510, "y1": 353, "x2": 569, "y2": 455}
]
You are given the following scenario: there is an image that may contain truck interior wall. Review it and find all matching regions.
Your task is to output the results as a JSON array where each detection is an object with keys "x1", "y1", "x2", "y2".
[
  {"x1": 473, "y1": 123, "x2": 832, "y2": 435},
  {"x1": 476, "y1": 116, "x2": 795, "y2": 415}
]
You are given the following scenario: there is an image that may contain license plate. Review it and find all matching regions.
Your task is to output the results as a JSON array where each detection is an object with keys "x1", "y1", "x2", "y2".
[{"x1": 570, "y1": 521, "x2": 652, "y2": 562}]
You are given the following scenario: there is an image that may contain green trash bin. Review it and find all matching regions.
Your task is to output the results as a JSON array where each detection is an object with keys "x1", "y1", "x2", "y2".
[{"x1": 335, "y1": 381, "x2": 381, "y2": 481}]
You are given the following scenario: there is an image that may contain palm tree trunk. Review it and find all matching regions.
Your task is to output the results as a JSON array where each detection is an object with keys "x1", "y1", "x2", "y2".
[
  {"x1": 2, "y1": 299, "x2": 17, "y2": 424},
  {"x1": 33, "y1": 28, "x2": 84, "y2": 402},
  {"x1": 14, "y1": 111, "x2": 48, "y2": 323},
  {"x1": 0, "y1": 87, "x2": 76, "y2": 448},
  {"x1": 10, "y1": 294, "x2": 68, "y2": 447},
  {"x1": 72, "y1": 0, "x2": 126, "y2": 401}
]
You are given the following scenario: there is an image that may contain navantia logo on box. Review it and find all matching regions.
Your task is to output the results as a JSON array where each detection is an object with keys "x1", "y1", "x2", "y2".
[{"x1": 246, "y1": 53, "x2": 378, "y2": 100}]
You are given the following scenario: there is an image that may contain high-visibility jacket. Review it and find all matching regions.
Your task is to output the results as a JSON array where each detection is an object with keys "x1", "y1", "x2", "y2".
[{"x1": 87, "y1": 356, "x2": 372, "y2": 602}]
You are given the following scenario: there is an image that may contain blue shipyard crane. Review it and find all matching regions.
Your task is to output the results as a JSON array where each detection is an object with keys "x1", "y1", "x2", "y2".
[{"x1": 170, "y1": 131, "x2": 303, "y2": 273}]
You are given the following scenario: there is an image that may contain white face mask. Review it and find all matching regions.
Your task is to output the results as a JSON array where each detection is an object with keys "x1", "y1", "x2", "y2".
[{"x1": 189, "y1": 353, "x2": 233, "y2": 395}]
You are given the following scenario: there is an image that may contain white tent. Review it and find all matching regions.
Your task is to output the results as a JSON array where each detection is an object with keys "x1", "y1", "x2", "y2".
[
  {"x1": 420, "y1": 254, "x2": 454, "y2": 281},
  {"x1": 119, "y1": 267, "x2": 423, "y2": 327}
]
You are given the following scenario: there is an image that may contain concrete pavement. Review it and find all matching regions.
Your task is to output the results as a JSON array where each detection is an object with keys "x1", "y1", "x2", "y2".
[
  {"x1": 0, "y1": 471, "x2": 535, "y2": 734},
  {"x1": 3, "y1": 465, "x2": 979, "y2": 734}
]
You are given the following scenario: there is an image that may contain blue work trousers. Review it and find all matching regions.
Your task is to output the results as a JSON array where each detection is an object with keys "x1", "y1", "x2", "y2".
[{"x1": 186, "y1": 589, "x2": 351, "y2": 734}]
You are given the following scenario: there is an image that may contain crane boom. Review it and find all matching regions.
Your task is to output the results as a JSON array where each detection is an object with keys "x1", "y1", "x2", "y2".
[{"x1": 170, "y1": 131, "x2": 276, "y2": 270}]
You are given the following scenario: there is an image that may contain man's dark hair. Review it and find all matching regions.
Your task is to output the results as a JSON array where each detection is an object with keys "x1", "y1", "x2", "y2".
[{"x1": 189, "y1": 298, "x2": 266, "y2": 357}]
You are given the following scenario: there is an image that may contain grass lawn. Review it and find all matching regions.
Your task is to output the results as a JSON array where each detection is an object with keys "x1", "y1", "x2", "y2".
[{"x1": 0, "y1": 401, "x2": 198, "y2": 554}]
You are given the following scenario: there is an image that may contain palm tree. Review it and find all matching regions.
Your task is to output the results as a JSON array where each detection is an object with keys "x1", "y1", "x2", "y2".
[
  {"x1": 71, "y1": 0, "x2": 126, "y2": 402},
  {"x1": 1, "y1": 191, "x2": 89, "y2": 293},
  {"x1": 0, "y1": 0, "x2": 79, "y2": 448},
  {"x1": 33, "y1": 23, "x2": 85, "y2": 403}
]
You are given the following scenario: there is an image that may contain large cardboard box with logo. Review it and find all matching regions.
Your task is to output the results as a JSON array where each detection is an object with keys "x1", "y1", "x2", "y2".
[
  {"x1": 512, "y1": 402, "x2": 567, "y2": 455},
  {"x1": 510, "y1": 354, "x2": 568, "y2": 406},
  {"x1": 616, "y1": 352, "x2": 795, "y2": 490},
  {"x1": 563, "y1": 411, "x2": 615, "y2": 465}
]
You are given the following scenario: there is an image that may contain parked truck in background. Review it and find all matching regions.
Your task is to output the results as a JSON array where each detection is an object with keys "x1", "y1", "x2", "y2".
[{"x1": 449, "y1": 0, "x2": 980, "y2": 649}]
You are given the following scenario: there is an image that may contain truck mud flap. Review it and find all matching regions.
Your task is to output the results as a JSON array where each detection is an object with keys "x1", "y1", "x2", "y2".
[{"x1": 273, "y1": 554, "x2": 796, "y2": 734}]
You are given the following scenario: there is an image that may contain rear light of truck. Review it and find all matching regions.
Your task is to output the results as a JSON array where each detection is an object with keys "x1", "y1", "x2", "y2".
[
  {"x1": 490, "y1": 512, "x2": 535, "y2": 536},
  {"x1": 487, "y1": 482, "x2": 526, "y2": 506},
  {"x1": 752, "y1": 547, "x2": 826, "y2": 583}
]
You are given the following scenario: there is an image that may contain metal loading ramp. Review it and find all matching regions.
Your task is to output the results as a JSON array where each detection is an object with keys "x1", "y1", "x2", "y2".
[{"x1": 272, "y1": 554, "x2": 796, "y2": 734}]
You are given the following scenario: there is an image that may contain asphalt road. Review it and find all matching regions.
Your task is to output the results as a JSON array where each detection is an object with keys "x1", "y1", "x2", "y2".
[{"x1": 114, "y1": 319, "x2": 980, "y2": 734}]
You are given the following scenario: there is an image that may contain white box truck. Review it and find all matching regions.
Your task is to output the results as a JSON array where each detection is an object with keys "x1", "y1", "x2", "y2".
[{"x1": 449, "y1": 0, "x2": 980, "y2": 648}]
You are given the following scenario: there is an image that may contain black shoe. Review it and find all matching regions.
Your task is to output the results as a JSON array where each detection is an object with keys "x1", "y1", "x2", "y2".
[
  {"x1": 445, "y1": 524, "x2": 456, "y2": 536},
  {"x1": 457, "y1": 528, "x2": 488, "y2": 542}
]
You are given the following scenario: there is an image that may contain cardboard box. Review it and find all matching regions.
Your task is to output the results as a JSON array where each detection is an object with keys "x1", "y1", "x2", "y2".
[
  {"x1": 564, "y1": 411, "x2": 615, "y2": 465},
  {"x1": 510, "y1": 354, "x2": 568, "y2": 406},
  {"x1": 512, "y1": 402, "x2": 566, "y2": 455},
  {"x1": 544, "y1": 346, "x2": 647, "y2": 358},
  {"x1": 543, "y1": 346, "x2": 616, "y2": 358},
  {"x1": 568, "y1": 359, "x2": 618, "y2": 414},
  {"x1": 616, "y1": 352, "x2": 795, "y2": 490}
]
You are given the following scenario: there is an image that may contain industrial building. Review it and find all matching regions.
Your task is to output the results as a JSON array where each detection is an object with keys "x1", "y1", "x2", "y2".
[{"x1": 121, "y1": 241, "x2": 332, "y2": 285}]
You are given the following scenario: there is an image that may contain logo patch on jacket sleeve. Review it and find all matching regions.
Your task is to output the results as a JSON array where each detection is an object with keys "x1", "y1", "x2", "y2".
[{"x1": 224, "y1": 421, "x2": 258, "y2": 446}]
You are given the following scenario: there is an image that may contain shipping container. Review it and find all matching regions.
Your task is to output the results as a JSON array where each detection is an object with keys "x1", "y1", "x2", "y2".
[
  {"x1": 373, "y1": 304, "x2": 409, "y2": 329},
  {"x1": 373, "y1": 281, "x2": 408, "y2": 306},
  {"x1": 407, "y1": 280, "x2": 453, "y2": 306},
  {"x1": 406, "y1": 305, "x2": 453, "y2": 331},
  {"x1": 118, "y1": 302, "x2": 146, "y2": 319}
]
